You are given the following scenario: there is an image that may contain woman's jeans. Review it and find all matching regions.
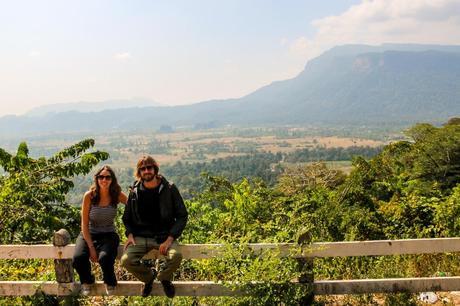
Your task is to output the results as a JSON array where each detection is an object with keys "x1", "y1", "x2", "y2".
[{"x1": 72, "y1": 232, "x2": 120, "y2": 286}]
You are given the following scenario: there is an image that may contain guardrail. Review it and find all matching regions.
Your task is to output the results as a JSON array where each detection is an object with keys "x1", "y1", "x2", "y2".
[{"x1": 1, "y1": 229, "x2": 460, "y2": 297}]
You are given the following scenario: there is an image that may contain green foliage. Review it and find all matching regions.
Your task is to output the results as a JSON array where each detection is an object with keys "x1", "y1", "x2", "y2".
[
  {"x1": 177, "y1": 120, "x2": 460, "y2": 303},
  {"x1": 405, "y1": 123, "x2": 460, "y2": 189},
  {"x1": 284, "y1": 145, "x2": 382, "y2": 163},
  {"x1": 378, "y1": 194, "x2": 441, "y2": 238},
  {"x1": 277, "y1": 162, "x2": 346, "y2": 195},
  {"x1": 207, "y1": 243, "x2": 310, "y2": 306},
  {"x1": 434, "y1": 185, "x2": 460, "y2": 236},
  {"x1": 2, "y1": 120, "x2": 460, "y2": 304},
  {"x1": 178, "y1": 175, "x2": 317, "y2": 305},
  {"x1": 0, "y1": 139, "x2": 109, "y2": 243}
]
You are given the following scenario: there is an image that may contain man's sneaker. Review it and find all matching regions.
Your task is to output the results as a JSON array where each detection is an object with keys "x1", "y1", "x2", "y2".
[
  {"x1": 161, "y1": 280, "x2": 175, "y2": 298},
  {"x1": 105, "y1": 285, "x2": 116, "y2": 295},
  {"x1": 80, "y1": 283, "x2": 92, "y2": 296},
  {"x1": 142, "y1": 278, "x2": 154, "y2": 297}
]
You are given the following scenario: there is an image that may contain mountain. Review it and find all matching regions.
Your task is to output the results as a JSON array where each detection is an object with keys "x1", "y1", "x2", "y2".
[
  {"x1": 218, "y1": 43, "x2": 460, "y2": 124},
  {"x1": 1, "y1": 44, "x2": 460, "y2": 137},
  {"x1": 24, "y1": 98, "x2": 161, "y2": 117}
]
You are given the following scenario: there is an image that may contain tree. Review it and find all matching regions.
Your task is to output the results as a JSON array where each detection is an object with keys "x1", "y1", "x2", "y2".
[
  {"x1": 0, "y1": 139, "x2": 109, "y2": 243},
  {"x1": 277, "y1": 162, "x2": 346, "y2": 195},
  {"x1": 446, "y1": 117, "x2": 460, "y2": 126},
  {"x1": 405, "y1": 123, "x2": 460, "y2": 189}
]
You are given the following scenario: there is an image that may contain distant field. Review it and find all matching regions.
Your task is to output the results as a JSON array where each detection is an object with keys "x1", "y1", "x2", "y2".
[
  {"x1": 3, "y1": 127, "x2": 386, "y2": 204},
  {"x1": 99, "y1": 129, "x2": 385, "y2": 166},
  {"x1": 7, "y1": 127, "x2": 387, "y2": 168}
]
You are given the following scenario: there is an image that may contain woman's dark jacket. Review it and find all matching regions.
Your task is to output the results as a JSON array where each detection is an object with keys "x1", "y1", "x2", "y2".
[{"x1": 122, "y1": 176, "x2": 188, "y2": 242}]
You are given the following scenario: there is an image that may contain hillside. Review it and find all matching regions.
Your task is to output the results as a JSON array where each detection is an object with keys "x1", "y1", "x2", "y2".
[{"x1": 1, "y1": 44, "x2": 460, "y2": 137}]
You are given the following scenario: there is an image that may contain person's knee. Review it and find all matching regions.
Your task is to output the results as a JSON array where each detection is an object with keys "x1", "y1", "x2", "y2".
[
  {"x1": 120, "y1": 252, "x2": 138, "y2": 269},
  {"x1": 72, "y1": 253, "x2": 87, "y2": 269},
  {"x1": 98, "y1": 251, "x2": 115, "y2": 266},
  {"x1": 120, "y1": 253, "x2": 129, "y2": 268},
  {"x1": 170, "y1": 250, "x2": 183, "y2": 263}
]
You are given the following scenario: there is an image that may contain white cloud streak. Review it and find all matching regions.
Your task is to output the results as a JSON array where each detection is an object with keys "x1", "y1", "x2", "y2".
[
  {"x1": 113, "y1": 52, "x2": 132, "y2": 60},
  {"x1": 288, "y1": 0, "x2": 460, "y2": 60},
  {"x1": 28, "y1": 50, "x2": 41, "y2": 57}
]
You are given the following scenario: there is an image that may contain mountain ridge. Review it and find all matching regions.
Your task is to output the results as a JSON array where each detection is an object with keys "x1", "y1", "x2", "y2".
[
  {"x1": 2, "y1": 44, "x2": 460, "y2": 137},
  {"x1": 24, "y1": 98, "x2": 161, "y2": 117}
]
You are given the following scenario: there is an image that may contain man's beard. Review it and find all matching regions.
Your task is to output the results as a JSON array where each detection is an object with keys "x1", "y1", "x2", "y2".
[{"x1": 142, "y1": 173, "x2": 155, "y2": 182}]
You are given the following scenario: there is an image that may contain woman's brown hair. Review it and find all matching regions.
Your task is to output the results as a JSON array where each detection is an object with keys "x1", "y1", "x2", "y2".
[{"x1": 89, "y1": 165, "x2": 121, "y2": 206}]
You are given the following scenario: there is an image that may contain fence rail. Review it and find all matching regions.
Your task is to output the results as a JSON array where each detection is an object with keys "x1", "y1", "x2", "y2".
[
  {"x1": 2, "y1": 277, "x2": 460, "y2": 296},
  {"x1": 3, "y1": 237, "x2": 460, "y2": 260},
  {"x1": 1, "y1": 235, "x2": 460, "y2": 296}
]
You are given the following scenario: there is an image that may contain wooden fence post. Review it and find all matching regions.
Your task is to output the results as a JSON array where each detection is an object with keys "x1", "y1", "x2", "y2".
[
  {"x1": 297, "y1": 234, "x2": 314, "y2": 305},
  {"x1": 53, "y1": 229, "x2": 74, "y2": 284}
]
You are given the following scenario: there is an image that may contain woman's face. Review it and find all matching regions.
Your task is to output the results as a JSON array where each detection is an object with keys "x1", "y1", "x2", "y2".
[{"x1": 96, "y1": 169, "x2": 113, "y2": 189}]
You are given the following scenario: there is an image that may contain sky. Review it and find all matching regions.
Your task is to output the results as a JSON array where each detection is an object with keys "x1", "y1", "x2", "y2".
[{"x1": 1, "y1": 0, "x2": 460, "y2": 116}]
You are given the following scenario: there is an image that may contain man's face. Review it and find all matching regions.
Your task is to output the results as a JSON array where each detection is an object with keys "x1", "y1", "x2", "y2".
[{"x1": 139, "y1": 164, "x2": 156, "y2": 182}]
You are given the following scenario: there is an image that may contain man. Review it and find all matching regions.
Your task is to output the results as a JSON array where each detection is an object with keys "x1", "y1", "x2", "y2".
[{"x1": 121, "y1": 155, "x2": 188, "y2": 298}]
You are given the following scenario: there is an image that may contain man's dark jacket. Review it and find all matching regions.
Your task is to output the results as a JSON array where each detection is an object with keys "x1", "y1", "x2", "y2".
[{"x1": 122, "y1": 176, "x2": 188, "y2": 241}]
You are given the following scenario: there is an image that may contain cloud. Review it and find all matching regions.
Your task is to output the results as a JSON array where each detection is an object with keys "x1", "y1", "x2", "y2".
[
  {"x1": 288, "y1": 37, "x2": 327, "y2": 58},
  {"x1": 289, "y1": 0, "x2": 460, "y2": 61},
  {"x1": 113, "y1": 52, "x2": 132, "y2": 60},
  {"x1": 28, "y1": 50, "x2": 41, "y2": 57},
  {"x1": 279, "y1": 37, "x2": 288, "y2": 46}
]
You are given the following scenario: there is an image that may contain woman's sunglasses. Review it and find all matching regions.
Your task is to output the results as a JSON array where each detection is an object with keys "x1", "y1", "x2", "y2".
[{"x1": 97, "y1": 175, "x2": 112, "y2": 180}]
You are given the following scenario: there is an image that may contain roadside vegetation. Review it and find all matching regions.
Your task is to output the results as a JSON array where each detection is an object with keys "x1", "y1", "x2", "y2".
[{"x1": 0, "y1": 120, "x2": 459, "y2": 305}]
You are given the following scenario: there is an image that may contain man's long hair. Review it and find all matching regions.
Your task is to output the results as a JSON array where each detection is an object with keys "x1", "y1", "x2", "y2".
[{"x1": 89, "y1": 165, "x2": 121, "y2": 206}]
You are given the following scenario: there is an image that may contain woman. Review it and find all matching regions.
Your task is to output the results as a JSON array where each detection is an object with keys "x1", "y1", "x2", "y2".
[{"x1": 72, "y1": 165, "x2": 128, "y2": 295}]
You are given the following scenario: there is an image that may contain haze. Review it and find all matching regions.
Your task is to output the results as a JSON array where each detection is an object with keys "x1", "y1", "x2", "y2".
[{"x1": 1, "y1": 0, "x2": 460, "y2": 116}]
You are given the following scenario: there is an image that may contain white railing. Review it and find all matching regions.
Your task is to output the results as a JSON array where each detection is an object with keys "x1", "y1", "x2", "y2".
[{"x1": 1, "y1": 230, "x2": 460, "y2": 296}]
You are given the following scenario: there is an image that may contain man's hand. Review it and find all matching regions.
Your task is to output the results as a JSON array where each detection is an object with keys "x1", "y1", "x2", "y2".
[
  {"x1": 89, "y1": 246, "x2": 98, "y2": 262},
  {"x1": 159, "y1": 236, "x2": 174, "y2": 256},
  {"x1": 124, "y1": 234, "x2": 136, "y2": 251}
]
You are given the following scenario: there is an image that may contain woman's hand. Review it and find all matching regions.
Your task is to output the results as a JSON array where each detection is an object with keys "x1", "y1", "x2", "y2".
[{"x1": 89, "y1": 245, "x2": 98, "y2": 262}]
